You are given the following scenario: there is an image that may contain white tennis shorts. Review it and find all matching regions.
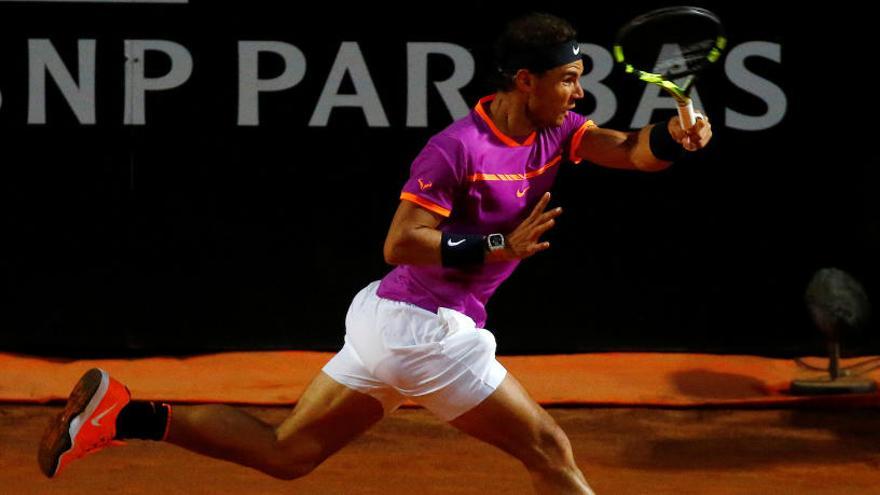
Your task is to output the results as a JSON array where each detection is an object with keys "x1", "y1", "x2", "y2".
[{"x1": 322, "y1": 281, "x2": 508, "y2": 421}]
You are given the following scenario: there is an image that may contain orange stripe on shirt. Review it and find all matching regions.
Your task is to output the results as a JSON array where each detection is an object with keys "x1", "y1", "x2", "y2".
[
  {"x1": 524, "y1": 156, "x2": 562, "y2": 179},
  {"x1": 569, "y1": 120, "x2": 597, "y2": 164},
  {"x1": 400, "y1": 192, "x2": 451, "y2": 217},
  {"x1": 468, "y1": 156, "x2": 563, "y2": 182}
]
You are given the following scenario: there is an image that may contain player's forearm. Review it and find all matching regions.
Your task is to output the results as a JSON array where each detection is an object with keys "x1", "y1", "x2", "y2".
[
  {"x1": 577, "y1": 126, "x2": 670, "y2": 172},
  {"x1": 383, "y1": 226, "x2": 442, "y2": 266},
  {"x1": 634, "y1": 124, "x2": 674, "y2": 172}
]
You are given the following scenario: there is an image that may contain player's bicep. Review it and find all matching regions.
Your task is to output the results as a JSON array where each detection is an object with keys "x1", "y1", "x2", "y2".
[
  {"x1": 383, "y1": 200, "x2": 445, "y2": 265},
  {"x1": 577, "y1": 125, "x2": 665, "y2": 171},
  {"x1": 388, "y1": 199, "x2": 445, "y2": 235},
  {"x1": 387, "y1": 138, "x2": 463, "y2": 265},
  {"x1": 576, "y1": 126, "x2": 639, "y2": 170}
]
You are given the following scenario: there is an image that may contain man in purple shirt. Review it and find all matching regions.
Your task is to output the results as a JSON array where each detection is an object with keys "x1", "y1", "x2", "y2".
[
  {"x1": 377, "y1": 95, "x2": 593, "y2": 329},
  {"x1": 40, "y1": 13, "x2": 711, "y2": 494}
]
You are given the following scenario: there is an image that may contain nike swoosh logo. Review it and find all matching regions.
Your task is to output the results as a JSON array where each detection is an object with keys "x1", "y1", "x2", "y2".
[
  {"x1": 91, "y1": 403, "x2": 118, "y2": 427},
  {"x1": 447, "y1": 238, "x2": 466, "y2": 247},
  {"x1": 573, "y1": 45, "x2": 580, "y2": 55},
  {"x1": 418, "y1": 179, "x2": 433, "y2": 191},
  {"x1": 516, "y1": 186, "x2": 530, "y2": 198}
]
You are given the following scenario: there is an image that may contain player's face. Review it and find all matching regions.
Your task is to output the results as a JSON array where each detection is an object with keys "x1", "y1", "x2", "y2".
[{"x1": 527, "y1": 60, "x2": 585, "y2": 128}]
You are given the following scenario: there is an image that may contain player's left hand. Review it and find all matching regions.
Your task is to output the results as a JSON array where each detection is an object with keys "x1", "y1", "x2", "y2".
[{"x1": 668, "y1": 113, "x2": 712, "y2": 152}]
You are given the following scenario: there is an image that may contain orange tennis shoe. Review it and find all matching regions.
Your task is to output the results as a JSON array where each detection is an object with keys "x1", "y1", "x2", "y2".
[{"x1": 38, "y1": 368, "x2": 131, "y2": 478}]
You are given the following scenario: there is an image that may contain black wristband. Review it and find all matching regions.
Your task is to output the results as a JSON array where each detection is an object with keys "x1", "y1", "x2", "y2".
[
  {"x1": 649, "y1": 122, "x2": 684, "y2": 162},
  {"x1": 440, "y1": 232, "x2": 485, "y2": 268}
]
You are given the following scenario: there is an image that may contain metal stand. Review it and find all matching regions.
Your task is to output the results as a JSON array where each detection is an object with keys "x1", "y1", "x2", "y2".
[{"x1": 790, "y1": 341, "x2": 878, "y2": 395}]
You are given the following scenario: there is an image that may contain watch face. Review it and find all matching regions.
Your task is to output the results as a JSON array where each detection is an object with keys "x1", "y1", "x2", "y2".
[{"x1": 488, "y1": 234, "x2": 504, "y2": 249}]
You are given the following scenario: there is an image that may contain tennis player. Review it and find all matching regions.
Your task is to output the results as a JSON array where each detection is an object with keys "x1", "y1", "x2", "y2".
[{"x1": 39, "y1": 13, "x2": 710, "y2": 494}]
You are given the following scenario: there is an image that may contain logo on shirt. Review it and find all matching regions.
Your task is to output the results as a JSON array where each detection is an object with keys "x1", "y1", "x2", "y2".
[
  {"x1": 573, "y1": 45, "x2": 580, "y2": 55},
  {"x1": 516, "y1": 186, "x2": 530, "y2": 198},
  {"x1": 418, "y1": 178, "x2": 433, "y2": 191}
]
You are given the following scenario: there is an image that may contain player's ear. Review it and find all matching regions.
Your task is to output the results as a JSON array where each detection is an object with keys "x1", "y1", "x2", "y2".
[{"x1": 513, "y1": 69, "x2": 536, "y2": 93}]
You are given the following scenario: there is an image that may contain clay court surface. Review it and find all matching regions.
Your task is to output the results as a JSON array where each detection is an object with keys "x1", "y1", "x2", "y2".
[
  {"x1": 3, "y1": 405, "x2": 880, "y2": 494},
  {"x1": 3, "y1": 351, "x2": 880, "y2": 493}
]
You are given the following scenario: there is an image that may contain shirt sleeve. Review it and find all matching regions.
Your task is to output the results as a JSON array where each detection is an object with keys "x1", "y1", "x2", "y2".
[
  {"x1": 399, "y1": 137, "x2": 464, "y2": 218},
  {"x1": 563, "y1": 112, "x2": 597, "y2": 164}
]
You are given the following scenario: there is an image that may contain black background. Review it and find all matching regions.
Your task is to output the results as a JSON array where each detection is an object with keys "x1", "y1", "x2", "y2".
[{"x1": 1, "y1": 1, "x2": 876, "y2": 356}]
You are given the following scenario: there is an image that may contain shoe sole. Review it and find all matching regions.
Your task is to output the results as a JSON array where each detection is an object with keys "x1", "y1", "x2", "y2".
[{"x1": 37, "y1": 368, "x2": 109, "y2": 478}]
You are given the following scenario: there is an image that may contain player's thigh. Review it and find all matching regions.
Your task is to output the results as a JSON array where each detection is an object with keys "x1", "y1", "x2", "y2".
[
  {"x1": 274, "y1": 371, "x2": 385, "y2": 459},
  {"x1": 448, "y1": 372, "x2": 569, "y2": 465}
]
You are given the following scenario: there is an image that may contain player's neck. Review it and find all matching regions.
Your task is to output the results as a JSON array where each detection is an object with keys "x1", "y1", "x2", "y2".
[{"x1": 489, "y1": 92, "x2": 537, "y2": 140}]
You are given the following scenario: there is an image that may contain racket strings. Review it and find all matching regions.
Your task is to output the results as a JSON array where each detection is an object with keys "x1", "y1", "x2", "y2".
[
  {"x1": 624, "y1": 38, "x2": 719, "y2": 80},
  {"x1": 613, "y1": 6, "x2": 725, "y2": 100}
]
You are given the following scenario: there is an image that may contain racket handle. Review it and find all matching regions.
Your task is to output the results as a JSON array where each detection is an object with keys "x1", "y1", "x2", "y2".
[{"x1": 677, "y1": 98, "x2": 696, "y2": 130}]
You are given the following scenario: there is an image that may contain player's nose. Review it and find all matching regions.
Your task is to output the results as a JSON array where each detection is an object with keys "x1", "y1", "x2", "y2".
[{"x1": 573, "y1": 80, "x2": 585, "y2": 100}]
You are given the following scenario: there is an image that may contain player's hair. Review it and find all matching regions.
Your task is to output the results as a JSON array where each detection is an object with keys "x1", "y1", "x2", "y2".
[{"x1": 491, "y1": 13, "x2": 578, "y2": 91}]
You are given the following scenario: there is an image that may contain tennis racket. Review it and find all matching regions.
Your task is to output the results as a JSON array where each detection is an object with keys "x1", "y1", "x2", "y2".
[{"x1": 613, "y1": 6, "x2": 726, "y2": 130}]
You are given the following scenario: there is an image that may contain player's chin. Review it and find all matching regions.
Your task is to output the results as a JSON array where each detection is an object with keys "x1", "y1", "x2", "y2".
[{"x1": 538, "y1": 111, "x2": 568, "y2": 128}]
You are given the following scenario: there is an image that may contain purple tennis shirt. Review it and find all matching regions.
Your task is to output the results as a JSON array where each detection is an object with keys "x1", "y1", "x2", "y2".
[{"x1": 377, "y1": 95, "x2": 595, "y2": 328}]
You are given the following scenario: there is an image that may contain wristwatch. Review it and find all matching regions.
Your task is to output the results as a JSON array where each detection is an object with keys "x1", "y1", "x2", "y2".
[{"x1": 486, "y1": 233, "x2": 505, "y2": 252}]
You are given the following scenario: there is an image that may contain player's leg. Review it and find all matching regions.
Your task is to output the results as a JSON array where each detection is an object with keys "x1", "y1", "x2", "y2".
[
  {"x1": 164, "y1": 370, "x2": 387, "y2": 480},
  {"x1": 385, "y1": 307, "x2": 593, "y2": 494},
  {"x1": 39, "y1": 366, "x2": 391, "y2": 480},
  {"x1": 40, "y1": 281, "x2": 405, "y2": 480},
  {"x1": 448, "y1": 372, "x2": 594, "y2": 494}
]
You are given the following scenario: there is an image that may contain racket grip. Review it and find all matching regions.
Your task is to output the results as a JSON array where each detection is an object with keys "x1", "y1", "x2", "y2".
[{"x1": 677, "y1": 98, "x2": 696, "y2": 130}]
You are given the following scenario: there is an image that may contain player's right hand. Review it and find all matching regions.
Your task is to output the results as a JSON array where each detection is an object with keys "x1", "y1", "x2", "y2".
[
  {"x1": 492, "y1": 192, "x2": 562, "y2": 262},
  {"x1": 669, "y1": 112, "x2": 712, "y2": 151}
]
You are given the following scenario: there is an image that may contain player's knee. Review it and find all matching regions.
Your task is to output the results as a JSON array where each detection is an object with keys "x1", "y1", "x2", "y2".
[
  {"x1": 263, "y1": 458, "x2": 319, "y2": 481},
  {"x1": 524, "y1": 425, "x2": 576, "y2": 473},
  {"x1": 261, "y1": 442, "x2": 326, "y2": 481}
]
